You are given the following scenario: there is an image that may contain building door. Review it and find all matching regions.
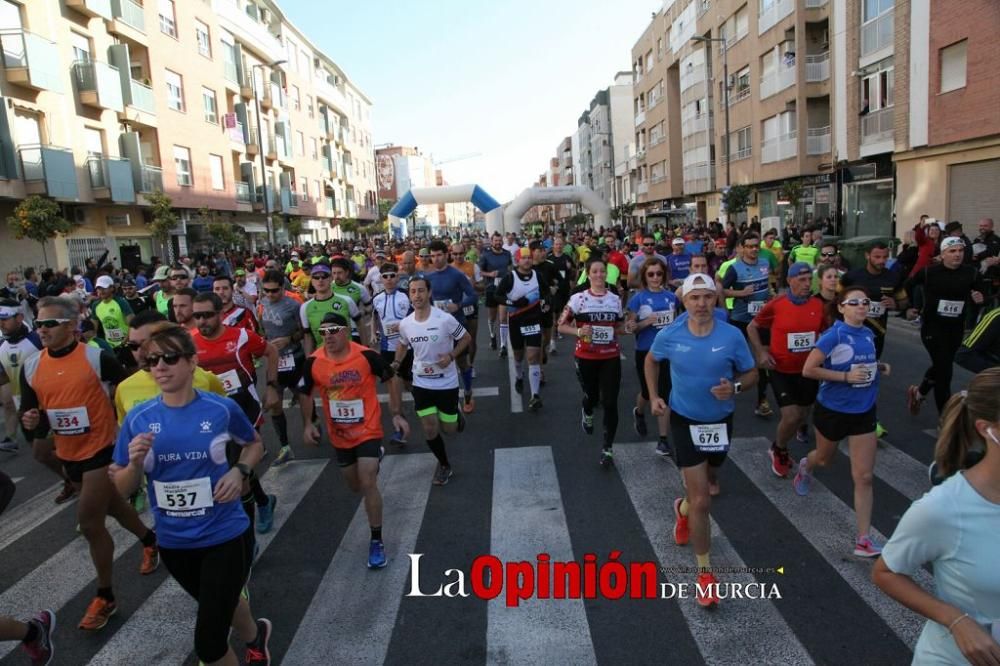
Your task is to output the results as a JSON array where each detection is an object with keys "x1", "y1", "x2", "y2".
[
  {"x1": 843, "y1": 178, "x2": 894, "y2": 238},
  {"x1": 948, "y1": 159, "x2": 1000, "y2": 226}
]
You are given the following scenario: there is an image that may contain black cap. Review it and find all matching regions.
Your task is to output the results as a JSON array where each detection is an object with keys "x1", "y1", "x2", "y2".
[
  {"x1": 320, "y1": 312, "x2": 349, "y2": 327},
  {"x1": 528, "y1": 240, "x2": 543, "y2": 251},
  {"x1": 944, "y1": 221, "x2": 963, "y2": 234}
]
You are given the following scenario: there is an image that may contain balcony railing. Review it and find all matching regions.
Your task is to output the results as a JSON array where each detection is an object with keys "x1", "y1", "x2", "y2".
[
  {"x1": 697, "y1": 0, "x2": 710, "y2": 18},
  {"x1": 681, "y1": 113, "x2": 713, "y2": 138},
  {"x1": 648, "y1": 95, "x2": 662, "y2": 110},
  {"x1": 680, "y1": 64, "x2": 706, "y2": 93},
  {"x1": 724, "y1": 146, "x2": 753, "y2": 162},
  {"x1": 212, "y1": 0, "x2": 283, "y2": 62},
  {"x1": 650, "y1": 174, "x2": 667, "y2": 184},
  {"x1": 760, "y1": 65, "x2": 796, "y2": 99},
  {"x1": 682, "y1": 161, "x2": 715, "y2": 191},
  {"x1": 861, "y1": 9, "x2": 894, "y2": 58},
  {"x1": 758, "y1": 0, "x2": 794, "y2": 35},
  {"x1": 637, "y1": 182, "x2": 649, "y2": 195},
  {"x1": 129, "y1": 79, "x2": 155, "y2": 114},
  {"x1": 805, "y1": 0, "x2": 828, "y2": 7},
  {"x1": 87, "y1": 155, "x2": 108, "y2": 188},
  {"x1": 650, "y1": 134, "x2": 666, "y2": 146},
  {"x1": 761, "y1": 131, "x2": 798, "y2": 163},
  {"x1": 0, "y1": 30, "x2": 62, "y2": 92},
  {"x1": 727, "y1": 85, "x2": 751, "y2": 107},
  {"x1": 807, "y1": 126, "x2": 831, "y2": 154},
  {"x1": 634, "y1": 109, "x2": 646, "y2": 126},
  {"x1": 860, "y1": 107, "x2": 894, "y2": 144},
  {"x1": 111, "y1": 0, "x2": 145, "y2": 32},
  {"x1": 139, "y1": 164, "x2": 163, "y2": 192},
  {"x1": 805, "y1": 52, "x2": 830, "y2": 82},
  {"x1": 235, "y1": 181, "x2": 252, "y2": 203}
]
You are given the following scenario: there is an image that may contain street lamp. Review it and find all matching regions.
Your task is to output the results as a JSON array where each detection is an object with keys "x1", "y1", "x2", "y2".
[
  {"x1": 252, "y1": 59, "x2": 287, "y2": 248},
  {"x1": 691, "y1": 35, "x2": 731, "y2": 190}
]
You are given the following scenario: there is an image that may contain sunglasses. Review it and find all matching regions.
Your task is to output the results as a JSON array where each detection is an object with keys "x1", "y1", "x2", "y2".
[
  {"x1": 35, "y1": 318, "x2": 72, "y2": 329},
  {"x1": 318, "y1": 326, "x2": 346, "y2": 336},
  {"x1": 841, "y1": 298, "x2": 872, "y2": 307},
  {"x1": 311, "y1": 273, "x2": 331, "y2": 280},
  {"x1": 261, "y1": 286, "x2": 282, "y2": 294},
  {"x1": 743, "y1": 244, "x2": 760, "y2": 249},
  {"x1": 821, "y1": 252, "x2": 838, "y2": 257},
  {"x1": 192, "y1": 311, "x2": 219, "y2": 320},
  {"x1": 646, "y1": 271, "x2": 665, "y2": 278},
  {"x1": 642, "y1": 242, "x2": 656, "y2": 247},
  {"x1": 380, "y1": 272, "x2": 397, "y2": 279},
  {"x1": 171, "y1": 275, "x2": 189, "y2": 280},
  {"x1": 145, "y1": 352, "x2": 189, "y2": 367}
]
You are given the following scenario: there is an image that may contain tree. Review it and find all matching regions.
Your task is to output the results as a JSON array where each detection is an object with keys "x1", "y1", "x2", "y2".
[
  {"x1": 146, "y1": 190, "x2": 177, "y2": 243},
  {"x1": 566, "y1": 212, "x2": 590, "y2": 229},
  {"x1": 286, "y1": 217, "x2": 303, "y2": 240},
  {"x1": 378, "y1": 198, "x2": 393, "y2": 221},
  {"x1": 779, "y1": 180, "x2": 804, "y2": 222},
  {"x1": 339, "y1": 218, "x2": 359, "y2": 236},
  {"x1": 6, "y1": 195, "x2": 74, "y2": 265},
  {"x1": 721, "y1": 184, "x2": 753, "y2": 222}
]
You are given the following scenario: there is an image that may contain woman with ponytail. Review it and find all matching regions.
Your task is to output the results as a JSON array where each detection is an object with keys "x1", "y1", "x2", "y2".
[{"x1": 873, "y1": 368, "x2": 1000, "y2": 665}]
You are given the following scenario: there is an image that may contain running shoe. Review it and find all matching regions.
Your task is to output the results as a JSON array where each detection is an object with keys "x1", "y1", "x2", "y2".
[
  {"x1": 795, "y1": 425, "x2": 809, "y2": 444},
  {"x1": 633, "y1": 407, "x2": 648, "y2": 437},
  {"x1": 432, "y1": 465, "x2": 453, "y2": 486},
  {"x1": 769, "y1": 442, "x2": 792, "y2": 478},
  {"x1": 672, "y1": 498, "x2": 689, "y2": 545},
  {"x1": 499, "y1": 346, "x2": 508, "y2": 359},
  {"x1": 256, "y1": 495, "x2": 277, "y2": 534},
  {"x1": 54, "y1": 481, "x2": 75, "y2": 504},
  {"x1": 548, "y1": 343, "x2": 558, "y2": 355},
  {"x1": 655, "y1": 439, "x2": 673, "y2": 458},
  {"x1": 853, "y1": 534, "x2": 883, "y2": 558},
  {"x1": 490, "y1": 335, "x2": 497, "y2": 350},
  {"x1": 273, "y1": 446, "x2": 295, "y2": 467},
  {"x1": 875, "y1": 422, "x2": 888, "y2": 439},
  {"x1": 581, "y1": 409, "x2": 594, "y2": 435},
  {"x1": 792, "y1": 457, "x2": 812, "y2": 496},
  {"x1": 244, "y1": 618, "x2": 272, "y2": 666},
  {"x1": 78, "y1": 596, "x2": 116, "y2": 631},
  {"x1": 140, "y1": 544, "x2": 159, "y2": 575},
  {"x1": 528, "y1": 394, "x2": 543, "y2": 411},
  {"x1": 754, "y1": 400, "x2": 774, "y2": 417},
  {"x1": 906, "y1": 385, "x2": 924, "y2": 416},
  {"x1": 695, "y1": 573, "x2": 720, "y2": 608},
  {"x1": 0, "y1": 437, "x2": 18, "y2": 453},
  {"x1": 368, "y1": 539, "x2": 387, "y2": 569},
  {"x1": 22, "y1": 609, "x2": 54, "y2": 666},
  {"x1": 600, "y1": 449, "x2": 614, "y2": 468},
  {"x1": 390, "y1": 430, "x2": 406, "y2": 447},
  {"x1": 514, "y1": 377, "x2": 523, "y2": 394},
  {"x1": 463, "y1": 394, "x2": 475, "y2": 414}
]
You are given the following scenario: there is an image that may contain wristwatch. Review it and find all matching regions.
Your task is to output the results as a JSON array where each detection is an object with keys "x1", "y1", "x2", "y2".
[
  {"x1": 733, "y1": 381, "x2": 743, "y2": 395},
  {"x1": 235, "y1": 463, "x2": 251, "y2": 479}
]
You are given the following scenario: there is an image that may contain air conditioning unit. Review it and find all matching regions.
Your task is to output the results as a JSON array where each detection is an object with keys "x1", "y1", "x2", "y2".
[{"x1": 107, "y1": 214, "x2": 131, "y2": 227}]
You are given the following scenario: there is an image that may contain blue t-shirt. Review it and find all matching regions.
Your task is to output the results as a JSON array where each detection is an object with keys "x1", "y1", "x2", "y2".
[
  {"x1": 721, "y1": 259, "x2": 771, "y2": 323},
  {"x1": 814, "y1": 320, "x2": 879, "y2": 414},
  {"x1": 650, "y1": 320, "x2": 755, "y2": 422},
  {"x1": 627, "y1": 289, "x2": 679, "y2": 351},
  {"x1": 192, "y1": 275, "x2": 215, "y2": 293},
  {"x1": 686, "y1": 240, "x2": 705, "y2": 255},
  {"x1": 135, "y1": 275, "x2": 148, "y2": 289},
  {"x1": 114, "y1": 391, "x2": 256, "y2": 549},
  {"x1": 423, "y1": 266, "x2": 477, "y2": 325},
  {"x1": 478, "y1": 249, "x2": 513, "y2": 288},
  {"x1": 666, "y1": 253, "x2": 692, "y2": 281}
]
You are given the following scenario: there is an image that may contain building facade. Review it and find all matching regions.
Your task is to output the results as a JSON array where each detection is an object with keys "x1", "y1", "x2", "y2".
[
  {"x1": 0, "y1": 0, "x2": 375, "y2": 273},
  {"x1": 375, "y1": 145, "x2": 438, "y2": 236}
]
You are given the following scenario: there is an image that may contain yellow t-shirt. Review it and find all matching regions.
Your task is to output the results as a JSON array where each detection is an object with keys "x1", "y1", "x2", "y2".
[
  {"x1": 115, "y1": 367, "x2": 226, "y2": 423},
  {"x1": 576, "y1": 245, "x2": 592, "y2": 263}
]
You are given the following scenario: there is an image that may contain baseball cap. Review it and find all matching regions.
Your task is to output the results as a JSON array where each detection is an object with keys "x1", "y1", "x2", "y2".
[
  {"x1": 95, "y1": 275, "x2": 114, "y2": 289},
  {"x1": 940, "y1": 236, "x2": 965, "y2": 251},
  {"x1": 153, "y1": 266, "x2": 170, "y2": 281},
  {"x1": 680, "y1": 273, "x2": 717, "y2": 296},
  {"x1": 234, "y1": 269, "x2": 246, "y2": 277},
  {"x1": 320, "y1": 312, "x2": 349, "y2": 327},
  {"x1": 375, "y1": 248, "x2": 387, "y2": 258},
  {"x1": 787, "y1": 262, "x2": 813, "y2": 279},
  {"x1": 672, "y1": 237, "x2": 685, "y2": 246},
  {"x1": 418, "y1": 248, "x2": 430, "y2": 257},
  {"x1": 944, "y1": 221, "x2": 963, "y2": 234},
  {"x1": 121, "y1": 277, "x2": 136, "y2": 287},
  {"x1": 291, "y1": 251, "x2": 300, "y2": 259},
  {"x1": 310, "y1": 262, "x2": 332, "y2": 275}
]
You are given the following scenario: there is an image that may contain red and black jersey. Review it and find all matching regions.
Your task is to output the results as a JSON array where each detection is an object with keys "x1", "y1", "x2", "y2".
[
  {"x1": 563, "y1": 289, "x2": 623, "y2": 360},
  {"x1": 192, "y1": 326, "x2": 268, "y2": 425},
  {"x1": 221, "y1": 305, "x2": 260, "y2": 334}
]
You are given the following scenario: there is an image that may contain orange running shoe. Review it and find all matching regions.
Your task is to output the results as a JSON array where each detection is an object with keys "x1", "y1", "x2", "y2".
[
  {"x1": 673, "y1": 497, "x2": 689, "y2": 546},
  {"x1": 462, "y1": 396, "x2": 475, "y2": 414},
  {"x1": 140, "y1": 545, "x2": 159, "y2": 575},
  {"x1": 78, "y1": 596, "x2": 117, "y2": 630},
  {"x1": 696, "y1": 573, "x2": 720, "y2": 608}
]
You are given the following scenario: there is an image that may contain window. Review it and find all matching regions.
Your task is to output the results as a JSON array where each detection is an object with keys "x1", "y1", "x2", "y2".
[
  {"x1": 299, "y1": 50, "x2": 310, "y2": 78},
  {"x1": 296, "y1": 130, "x2": 305, "y2": 157},
  {"x1": 195, "y1": 20, "x2": 211, "y2": 58},
  {"x1": 173, "y1": 146, "x2": 191, "y2": 186},
  {"x1": 313, "y1": 179, "x2": 321, "y2": 200},
  {"x1": 209, "y1": 154, "x2": 224, "y2": 190},
  {"x1": 201, "y1": 87, "x2": 217, "y2": 124},
  {"x1": 863, "y1": 0, "x2": 893, "y2": 23},
  {"x1": 725, "y1": 126, "x2": 752, "y2": 160},
  {"x1": 290, "y1": 85, "x2": 300, "y2": 111},
  {"x1": 306, "y1": 95, "x2": 313, "y2": 118},
  {"x1": 299, "y1": 176, "x2": 308, "y2": 197},
  {"x1": 940, "y1": 40, "x2": 967, "y2": 93},
  {"x1": 165, "y1": 69, "x2": 184, "y2": 111},
  {"x1": 158, "y1": 0, "x2": 176, "y2": 38},
  {"x1": 310, "y1": 138, "x2": 318, "y2": 160},
  {"x1": 861, "y1": 66, "x2": 894, "y2": 110},
  {"x1": 71, "y1": 32, "x2": 91, "y2": 63}
]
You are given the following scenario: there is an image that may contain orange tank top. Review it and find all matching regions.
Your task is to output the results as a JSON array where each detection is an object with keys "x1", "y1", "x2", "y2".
[{"x1": 309, "y1": 343, "x2": 383, "y2": 448}]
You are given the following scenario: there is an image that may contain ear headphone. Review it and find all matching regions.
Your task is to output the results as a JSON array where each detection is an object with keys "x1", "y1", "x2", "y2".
[{"x1": 987, "y1": 428, "x2": 1000, "y2": 446}]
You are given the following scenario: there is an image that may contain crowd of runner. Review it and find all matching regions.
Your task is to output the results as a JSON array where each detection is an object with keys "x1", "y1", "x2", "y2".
[{"x1": 0, "y1": 214, "x2": 998, "y2": 664}]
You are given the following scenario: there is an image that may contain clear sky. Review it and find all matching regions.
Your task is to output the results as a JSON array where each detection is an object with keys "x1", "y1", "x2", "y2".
[{"x1": 280, "y1": 0, "x2": 660, "y2": 202}]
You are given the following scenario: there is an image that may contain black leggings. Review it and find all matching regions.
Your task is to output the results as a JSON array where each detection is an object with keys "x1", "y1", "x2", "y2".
[
  {"x1": 918, "y1": 325, "x2": 966, "y2": 413},
  {"x1": 0, "y1": 469, "x2": 14, "y2": 516},
  {"x1": 160, "y1": 528, "x2": 254, "y2": 663},
  {"x1": 576, "y1": 356, "x2": 621, "y2": 448}
]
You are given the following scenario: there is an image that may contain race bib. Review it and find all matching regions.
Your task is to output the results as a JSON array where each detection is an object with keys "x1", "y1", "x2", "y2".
[
  {"x1": 787, "y1": 331, "x2": 816, "y2": 352},
  {"x1": 494, "y1": 277, "x2": 502, "y2": 287},
  {"x1": 433, "y1": 300, "x2": 452, "y2": 312},
  {"x1": 937, "y1": 300, "x2": 964, "y2": 317},
  {"x1": 867, "y1": 301, "x2": 885, "y2": 318},
  {"x1": 414, "y1": 361, "x2": 445, "y2": 380},
  {"x1": 689, "y1": 423, "x2": 730, "y2": 453},
  {"x1": 850, "y1": 362, "x2": 878, "y2": 386},
  {"x1": 520, "y1": 323, "x2": 541, "y2": 336},
  {"x1": 153, "y1": 477, "x2": 213, "y2": 516},
  {"x1": 277, "y1": 353, "x2": 296, "y2": 372},
  {"x1": 653, "y1": 310, "x2": 674, "y2": 327},
  {"x1": 215, "y1": 369, "x2": 241, "y2": 395},
  {"x1": 463, "y1": 305, "x2": 475, "y2": 316},
  {"x1": 48, "y1": 407, "x2": 90, "y2": 435},
  {"x1": 106, "y1": 328, "x2": 126, "y2": 343},
  {"x1": 748, "y1": 300, "x2": 765, "y2": 315},
  {"x1": 591, "y1": 326, "x2": 615, "y2": 345},
  {"x1": 383, "y1": 322, "x2": 400, "y2": 337},
  {"x1": 329, "y1": 398, "x2": 364, "y2": 424}
]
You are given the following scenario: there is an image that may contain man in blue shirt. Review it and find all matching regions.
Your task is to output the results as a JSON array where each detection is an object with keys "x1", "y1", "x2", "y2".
[
  {"x1": 666, "y1": 238, "x2": 692, "y2": 289},
  {"x1": 425, "y1": 240, "x2": 478, "y2": 413}
]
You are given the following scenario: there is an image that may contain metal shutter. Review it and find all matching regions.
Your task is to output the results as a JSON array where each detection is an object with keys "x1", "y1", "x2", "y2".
[{"x1": 948, "y1": 158, "x2": 1000, "y2": 225}]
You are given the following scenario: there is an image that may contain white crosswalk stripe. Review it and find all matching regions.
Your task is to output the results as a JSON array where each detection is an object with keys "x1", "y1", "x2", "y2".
[
  {"x1": 845, "y1": 439, "x2": 931, "y2": 501},
  {"x1": 0, "y1": 480, "x2": 75, "y2": 553}
]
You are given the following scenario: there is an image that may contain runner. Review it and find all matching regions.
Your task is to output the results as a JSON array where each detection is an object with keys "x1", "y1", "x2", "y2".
[
  {"x1": 451, "y1": 243, "x2": 482, "y2": 389},
  {"x1": 796, "y1": 287, "x2": 891, "y2": 556},
  {"x1": 121, "y1": 278, "x2": 150, "y2": 315},
  {"x1": 840, "y1": 241, "x2": 906, "y2": 359},
  {"x1": 498, "y1": 247, "x2": 549, "y2": 411},
  {"x1": 627, "y1": 233, "x2": 668, "y2": 289},
  {"x1": 111, "y1": 325, "x2": 272, "y2": 665},
  {"x1": 644, "y1": 273, "x2": 757, "y2": 607},
  {"x1": 720, "y1": 232, "x2": 774, "y2": 417},
  {"x1": 955, "y1": 305, "x2": 1000, "y2": 373},
  {"x1": 151, "y1": 266, "x2": 173, "y2": 316},
  {"x1": 479, "y1": 233, "x2": 514, "y2": 356},
  {"x1": 92, "y1": 275, "x2": 133, "y2": 360},
  {"x1": 170, "y1": 287, "x2": 197, "y2": 330},
  {"x1": 903, "y1": 237, "x2": 986, "y2": 415},
  {"x1": 548, "y1": 237, "x2": 577, "y2": 353},
  {"x1": 19, "y1": 296, "x2": 159, "y2": 630},
  {"x1": 330, "y1": 257, "x2": 373, "y2": 342},
  {"x1": 666, "y1": 238, "x2": 692, "y2": 290},
  {"x1": 788, "y1": 227, "x2": 820, "y2": 267},
  {"x1": 0, "y1": 610, "x2": 54, "y2": 665},
  {"x1": 625, "y1": 256, "x2": 677, "y2": 457},
  {"x1": 529, "y1": 240, "x2": 559, "y2": 374},
  {"x1": 233, "y1": 268, "x2": 258, "y2": 309},
  {"x1": 371, "y1": 263, "x2": 413, "y2": 446},
  {"x1": 257, "y1": 270, "x2": 306, "y2": 466},
  {"x1": 363, "y1": 248, "x2": 388, "y2": 299},
  {"x1": 215, "y1": 275, "x2": 260, "y2": 334},
  {"x1": 300, "y1": 262, "x2": 364, "y2": 354},
  {"x1": 747, "y1": 263, "x2": 827, "y2": 477},
  {"x1": 557, "y1": 257, "x2": 628, "y2": 467},
  {"x1": 393, "y1": 276, "x2": 472, "y2": 486},
  {"x1": 299, "y1": 312, "x2": 396, "y2": 569}
]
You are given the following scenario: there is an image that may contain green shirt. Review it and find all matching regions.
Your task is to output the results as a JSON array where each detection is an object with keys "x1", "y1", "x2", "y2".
[
  {"x1": 332, "y1": 280, "x2": 370, "y2": 308},
  {"x1": 299, "y1": 294, "x2": 359, "y2": 346},
  {"x1": 717, "y1": 258, "x2": 738, "y2": 310},
  {"x1": 94, "y1": 296, "x2": 133, "y2": 347},
  {"x1": 155, "y1": 290, "x2": 170, "y2": 316},
  {"x1": 789, "y1": 245, "x2": 820, "y2": 267},
  {"x1": 576, "y1": 262, "x2": 620, "y2": 287}
]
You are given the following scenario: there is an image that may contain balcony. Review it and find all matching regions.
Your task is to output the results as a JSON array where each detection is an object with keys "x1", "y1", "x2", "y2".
[
  {"x1": 650, "y1": 174, "x2": 667, "y2": 184},
  {"x1": 724, "y1": 146, "x2": 753, "y2": 162},
  {"x1": 137, "y1": 163, "x2": 163, "y2": 193},
  {"x1": 87, "y1": 155, "x2": 135, "y2": 202},
  {"x1": 223, "y1": 60, "x2": 239, "y2": 86},
  {"x1": 636, "y1": 182, "x2": 649, "y2": 195},
  {"x1": 239, "y1": 70, "x2": 253, "y2": 99},
  {"x1": 634, "y1": 109, "x2": 646, "y2": 126},
  {"x1": 680, "y1": 64, "x2": 706, "y2": 93},
  {"x1": 235, "y1": 181, "x2": 252, "y2": 204},
  {"x1": 212, "y1": 0, "x2": 283, "y2": 63},
  {"x1": 861, "y1": 9, "x2": 894, "y2": 60},
  {"x1": 265, "y1": 134, "x2": 277, "y2": 161},
  {"x1": 74, "y1": 61, "x2": 124, "y2": 112},
  {"x1": 245, "y1": 122, "x2": 259, "y2": 156},
  {"x1": 860, "y1": 107, "x2": 894, "y2": 145},
  {"x1": 119, "y1": 78, "x2": 157, "y2": 128},
  {"x1": 648, "y1": 95, "x2": 663, "y2": 111},
  {"x1": 280, "y1": 188, "x2": 298, "y2": 213},
  {"x1": 805, "y1": 52, "x2": 830, "y2": 82},
  {"x1": 758, "y1": 0, "x2": 794, "y2": 35},
  {"x1": 807, "y1": 126, "x2": 831, "y2": 155},
  {"x1": 325, "y1": 195, "x2": 335, "y2": 212},
  {"x1": 259, "y1": 88, "x2": 272, "y2": 111},
  {"x1": 358, "y1": 205, "x2": 378, "y2": 221},
  {"x1": 805, "y1": 0, "x2": 828, "y2": 6},
  {"x1": 728, "y1": 86, "x2": 751, "y2": 107},
  {"x1": 315, "y1": 75, "x2": 348, "y2": 114},
  {"x1": 760, "y1": 65, "x2": 796, "y2": 100},
  {"x1": 682, "y1": 161, "x2": 715, "y2": 193},
  {"x1": 108, "y1": 0, "x2": 146, "y2": 43},
  {"x1": 761, "y1": 131, "x2": 798, "y2": 163},
  {"x1": 67, "y1": 0, "x2": 113, "y2": 19},
  {"x1": 227, "y1": 120, "x2": 245, "y2": 147},
  {"x1": 681, "y1": 113, "x2": 713, "y2": 138},
  {"x1": 19, "y1": 145, "x2": 79, "y2": 199},
  {"x1": 0, "y1": 30, "x2": 63, "y2": 93},
  {"x1": 697, "y1": 0, "x2": 710, "y2": 18}
]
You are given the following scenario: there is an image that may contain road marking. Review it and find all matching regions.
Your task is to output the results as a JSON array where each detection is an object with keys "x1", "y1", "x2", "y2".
[
  {"x1": 282, "y1": 386, "x2": 502, "y2": 409},
  {"x1": 284, "y1": 453, "x2": 437, "y2": 665},
  {"x1": 615, "y1": 443, "x2": 814, "y2": 665},
  {"x1": 487, "y1": 446, "x2": 596, "y2": 665},
  {"x1": 0, "y1": 481, "x2": 75, "y2": 553},
  {"x1": 839, "y1": 440, "x2": 930, "y2": 502},
  {"x1": 11, "y1": 476, "x2": 23, "y2": 483},
  {"x1": 923, "y1": 428, "x2": 939, "y2": 440},
  {"x1": 728, "y1": 436, "x2": 927, "y2": 649},
  {"x1": 88, "y1": 460, "x2": 329, "y2": 666}
]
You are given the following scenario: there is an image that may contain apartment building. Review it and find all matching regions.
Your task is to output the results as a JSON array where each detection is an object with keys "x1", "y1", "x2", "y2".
[
  {"x1": 0, "y1": 0, "x2": 375, "y2": 272},
  {"x1": 375, "y1": 145, "x2": 438, "y2": 236}
]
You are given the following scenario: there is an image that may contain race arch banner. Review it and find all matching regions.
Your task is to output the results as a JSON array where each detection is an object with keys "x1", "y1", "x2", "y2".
[
  {"x1": 504, "y1": 186, "x2": 611, "y2": 234},
  {"x1": 388, "y1": 185, "x2": 503, "y2": 238}
]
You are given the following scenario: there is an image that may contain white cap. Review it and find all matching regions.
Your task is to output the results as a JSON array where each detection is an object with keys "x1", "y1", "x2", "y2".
[
  {"x1": 940, "y1": 236, "x2": 965, "y2": 252},
  {"x1": 672, "y1": 237, "x2": 685, "y2": 245},
  {"x1": 680, "y1": 272, "x2": 717, "y2": 297},
  {"x1": 95, "y1": 275, "x2": 114, "y2": 289}
]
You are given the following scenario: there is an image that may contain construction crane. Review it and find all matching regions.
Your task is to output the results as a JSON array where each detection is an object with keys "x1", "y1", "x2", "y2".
[{"x1": 432, "y1": 152, "x2": 482, "y2": 166}]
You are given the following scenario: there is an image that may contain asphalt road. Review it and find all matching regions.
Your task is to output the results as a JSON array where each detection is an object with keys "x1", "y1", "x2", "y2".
[{"x1": 0, "y1": 314, "x2": 971, "y2": 665}]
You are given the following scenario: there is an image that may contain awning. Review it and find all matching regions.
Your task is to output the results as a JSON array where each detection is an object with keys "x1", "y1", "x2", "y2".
[{"x1": 237, "y1": 222, "x2": 268, "y2": 234}]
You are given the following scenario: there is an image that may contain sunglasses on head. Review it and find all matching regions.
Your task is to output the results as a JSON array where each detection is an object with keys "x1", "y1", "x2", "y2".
[
  {"x1": 35, "y1": 318, "x2": 72, "y2": 329},
  {"x1": 261, "y1": 286, "x2": 281, "y2": 294},
  {"x1": 318, "y1": 325, "x2": 346, "y2": 336},
  {"x1": 841, "y1": 298, "x2": 871, "y2": 307},
  {"x1": 311, "y1": 273, "x2": 331, "y2": 280},
  {"x1": 145, "y1": 352, "x2": 189, "y2": 368},
  {"x1": 192, "y1": 311, "x2": 218, "y2": 320}
]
